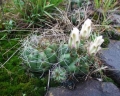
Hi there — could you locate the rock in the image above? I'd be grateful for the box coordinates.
[99,40,120,85]
[110,14,120,25]
[46,79,120,96]
[109,14,120,35]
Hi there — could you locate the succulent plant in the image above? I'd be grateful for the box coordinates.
[52,66,66,82]
[79,63,89,74]
[44,47,57,63]
[21,45,50,72]
[48,43,58,51]
[58,44,69,56]
[59,53,72,66]
[20,19,104,83]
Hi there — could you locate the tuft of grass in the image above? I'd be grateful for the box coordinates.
[13,0,63,27]
[93,0,118,24]
[1,0,63,28]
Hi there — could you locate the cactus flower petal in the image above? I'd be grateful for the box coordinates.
[88,36,104,55]
[80,19,92,39]
[94,36,104,46]
[68,27,80,49]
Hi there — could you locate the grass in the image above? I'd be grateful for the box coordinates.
[93,0,118,24]
[2,0,63,28]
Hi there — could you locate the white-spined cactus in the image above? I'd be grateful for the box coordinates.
[80,19,92,39]
[20,19,105,83]
[21,45,50,72]
[68,27,80,49]
[44,47,57,63]
[52,66,66,82]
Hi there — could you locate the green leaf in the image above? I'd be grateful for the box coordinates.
[44,11,54,19]
[44,4,54,9]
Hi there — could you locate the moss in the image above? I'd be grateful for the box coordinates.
[101,37,110,48]
[103,75,120,88]
[0,33,48,96]
[101,30,120,48]
[102,31,120,41]
[0,67,47,96]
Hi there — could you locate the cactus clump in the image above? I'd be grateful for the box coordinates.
[20,35,51,72]
[20,19,104,83]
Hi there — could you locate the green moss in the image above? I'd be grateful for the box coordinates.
[103,75,120,88]
[0,67,47,96]
[102,31,120,40]
[0,33,48,96]
[101,37,110,48]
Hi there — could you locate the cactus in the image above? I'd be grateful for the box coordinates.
[21,46,50,72]
[20,19,104,83]
[52,66,66,82]
[44,47,57,63]
[58,44,77,67]
[79,63,89,75]
[67,58,80,73]
[48,43,58,51]
[59,53,72,66]
[58,44,69,56]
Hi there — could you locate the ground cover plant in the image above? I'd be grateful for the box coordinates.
[0,0,120,95]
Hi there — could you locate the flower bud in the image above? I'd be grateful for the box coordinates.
[88,36,104,55]
[88,43,101,55]
[68,27,80,49]
[94,36,104,46]
[80,19,92,39]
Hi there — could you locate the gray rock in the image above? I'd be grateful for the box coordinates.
[46,79,120,96]
[99,40,120,85]
[110,14,120,25]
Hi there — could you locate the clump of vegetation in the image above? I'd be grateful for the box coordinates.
[20,19,104,83]
[13,0,63,27]
[1,0,63,29]
[93,0,117,24]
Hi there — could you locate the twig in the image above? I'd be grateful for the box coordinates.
[0,30,33,32]
[0,0,4,21]
[0,47,21,68]
[47,70,51,90]
[92,66,108,74]
[45,70,51,96]
[2,42,20,55]
[66,0,71,12]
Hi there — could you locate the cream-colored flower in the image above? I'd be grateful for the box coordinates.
[88,36,104,55]
[88,43,101,55]
[80,19,92,39]
[94,36,104,46]
[68,27,80,49]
